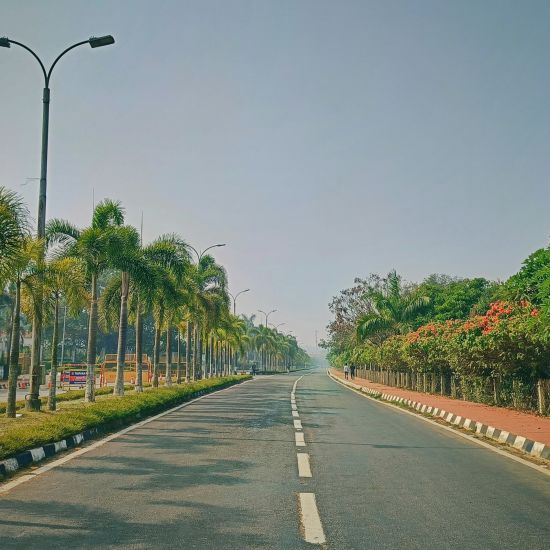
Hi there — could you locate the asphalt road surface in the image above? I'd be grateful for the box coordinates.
[1,369,549,549]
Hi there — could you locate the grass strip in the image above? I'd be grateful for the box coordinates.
[0,384,142,415]
[0,383,156,414]
[0,375,249,460]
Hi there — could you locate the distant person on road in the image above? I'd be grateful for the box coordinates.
[350,365,356,379]
[343,365,350,380]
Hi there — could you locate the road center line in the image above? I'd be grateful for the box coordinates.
[295,432,306,447]
[294,419,303,430]
[299,493,326,545]
[292,410,299,418]
[297,453,312,477]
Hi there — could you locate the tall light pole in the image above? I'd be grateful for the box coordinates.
[228,288,250,315]
[258,309,277,328]
[1,35,115,410]
[188,243,226,263]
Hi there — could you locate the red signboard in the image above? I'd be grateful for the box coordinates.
[61,369,87,385]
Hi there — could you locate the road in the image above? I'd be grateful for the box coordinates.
[1,369,549,549]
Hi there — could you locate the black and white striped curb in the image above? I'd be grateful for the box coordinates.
[328,371,550,461]
[0,427,102,478]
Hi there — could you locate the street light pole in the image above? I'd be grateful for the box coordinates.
[1,35,115,410]
[188,243,226,263]
[258,309,277,328]
[228,288,250,315]
[270,322,286,331]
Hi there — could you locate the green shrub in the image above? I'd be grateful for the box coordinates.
[0,376,249,460]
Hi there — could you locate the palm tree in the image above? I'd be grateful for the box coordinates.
[187,255,229,379]
[5,238,42,417]
[0,187,30,285]
[47,199,125,402]
[143,235,190,387]
[253,324,275,372]
[356,270,430,344]
[42,258,87,410]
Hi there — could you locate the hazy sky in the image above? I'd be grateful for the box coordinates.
[2,1,550,350]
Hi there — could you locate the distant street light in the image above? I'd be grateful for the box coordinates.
[270,322,286,331]
[258,309,277,328]
[229,288,250,316]
[188,243,226,262]
[1,34,115,411]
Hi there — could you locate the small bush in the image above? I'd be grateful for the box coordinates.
[0,376,249,460]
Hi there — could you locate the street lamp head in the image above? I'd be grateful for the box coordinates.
[215,243,226,248]
[89,35,115,48]
[0,37,11,48]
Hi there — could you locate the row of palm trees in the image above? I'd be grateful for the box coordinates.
[0,187,309,418]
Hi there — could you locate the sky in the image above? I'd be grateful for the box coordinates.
[2,1,550,351]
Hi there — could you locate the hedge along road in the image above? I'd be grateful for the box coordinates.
[1,369,550,549]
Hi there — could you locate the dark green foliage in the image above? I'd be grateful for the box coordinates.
[415,275,498,324]
[503,247,550,306]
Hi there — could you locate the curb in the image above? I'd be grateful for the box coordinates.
[0,427,102,478]
[328,371,550,461]
[0,384,235,480]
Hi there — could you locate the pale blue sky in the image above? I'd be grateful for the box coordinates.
[2,1,550,350]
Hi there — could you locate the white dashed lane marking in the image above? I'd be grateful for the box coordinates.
[294,419,303,430]
[292,410,299,418]
[299,493,326,544]
[295,432,306,447]
[297,453,312,477]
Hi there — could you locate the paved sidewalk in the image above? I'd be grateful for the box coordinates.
[330,369,550,446]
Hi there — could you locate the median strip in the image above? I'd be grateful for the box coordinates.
[0,375,250,481]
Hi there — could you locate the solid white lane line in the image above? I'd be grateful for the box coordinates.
[297,453,312,477]
[292,376,303,393]
[299,493,326,545]
[291,403,298,411]
[292,410,299,418]
[295,432,306,447]
[294,419,303,430]
[327,372,550,478]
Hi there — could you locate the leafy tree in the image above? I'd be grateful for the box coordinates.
[415,274,498,324]
[503,246,550,307]
[356,270,430,344]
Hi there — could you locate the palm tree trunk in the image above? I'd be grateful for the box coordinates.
[152,324,161,387]
[114,271,129,396]
[209,333,214,378]
[6,280,21,418]
[195,325,202,382]
[176,330,182,384]
[47,294,60,411]
[135,304,143,392]
[185,322,191,382]
[204,333,210,379]
[85,272,98,403]
[165,326,172,386]
[198,331,203,380]
[4,294,14,382]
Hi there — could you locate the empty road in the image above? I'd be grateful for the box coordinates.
[1,369,549,549]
